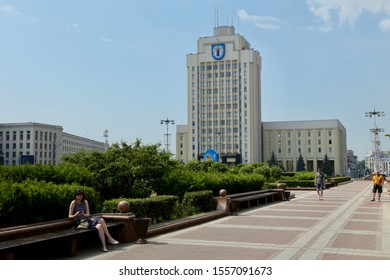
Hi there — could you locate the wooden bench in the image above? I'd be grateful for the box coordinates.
[227,189,287,214]
[0,213,137,260]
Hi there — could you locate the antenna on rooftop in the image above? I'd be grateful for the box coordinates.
[215,8,219,27]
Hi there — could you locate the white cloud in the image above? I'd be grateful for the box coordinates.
[99,37,114,43]
[62,23,81,32]
[379,18,390,30]
[307,0,390,30]
[237,9,281,30]
[0,5,20,16]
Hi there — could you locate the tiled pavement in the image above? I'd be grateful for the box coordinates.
[76,179,390,260]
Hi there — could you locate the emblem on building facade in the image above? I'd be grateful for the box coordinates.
[211,44,225,60]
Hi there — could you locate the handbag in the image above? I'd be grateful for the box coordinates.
[76,218,91,230]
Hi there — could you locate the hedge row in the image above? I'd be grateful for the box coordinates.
[182,190,215,214]
[102,196,179,223]
[0,164,93,186]
[278,176,351,188]
[156,169,266,199]
[102,190,216,224]
[0,180,99,227]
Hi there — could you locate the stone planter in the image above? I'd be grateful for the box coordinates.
[134,218,151,244]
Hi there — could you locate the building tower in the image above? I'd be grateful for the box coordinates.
[182,25,262,164]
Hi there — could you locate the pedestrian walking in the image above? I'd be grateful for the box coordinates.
[371,171,384,202]
[315,168,325,200]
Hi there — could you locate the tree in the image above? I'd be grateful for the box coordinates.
[63,139,178,199]
[296,153,306,171]
[357,160,366,178]
[322,153,333,176]
[267,151,279,167]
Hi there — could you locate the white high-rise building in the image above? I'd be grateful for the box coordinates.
[182,26,262,164]
[177,26,348,175]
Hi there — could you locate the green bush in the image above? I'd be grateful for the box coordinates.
[182,190,215,215]
[102,195,179,223]
[156,168,266,199]
[0,180,100,227]
[277,179,314,188]
[0,163,93,186]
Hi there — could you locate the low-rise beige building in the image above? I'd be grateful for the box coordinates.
[262,119,347,175]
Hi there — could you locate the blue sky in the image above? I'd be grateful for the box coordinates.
[1,0,390,160]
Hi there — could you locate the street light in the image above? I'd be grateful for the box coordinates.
[103,129,109,152]
[160,118,175,152]
[365,109,385,172]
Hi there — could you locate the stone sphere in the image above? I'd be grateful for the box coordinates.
[117,200,130,213]
[219,189,227,197]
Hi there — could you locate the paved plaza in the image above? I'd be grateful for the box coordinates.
[72,179,390,260]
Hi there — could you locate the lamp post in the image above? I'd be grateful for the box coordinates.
[103,129,109,152]
[160,118,175,152]
[365,109,385,172]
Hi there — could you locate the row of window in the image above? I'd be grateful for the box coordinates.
[2,151,52,157]
[199,72,240,79]
[0,130,57,142]
[197,61,241,71]
[0,142,53,150]
[198,86,241,94]
[200,144,239,151]
[276,139,333,146]
[276,130,333,138]
[272,147,333,155]
[200,103,240,110]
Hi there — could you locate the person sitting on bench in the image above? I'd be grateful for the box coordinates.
[68,189,119,252]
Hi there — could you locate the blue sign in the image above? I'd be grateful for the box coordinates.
[211,44,225,60]
[204,150,219,162]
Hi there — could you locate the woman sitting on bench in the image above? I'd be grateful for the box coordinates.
[68,189,119,252]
